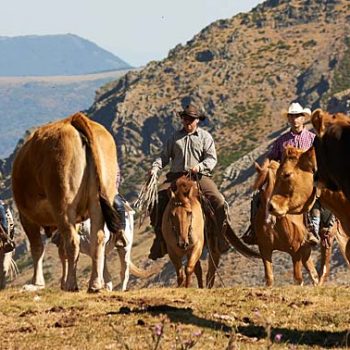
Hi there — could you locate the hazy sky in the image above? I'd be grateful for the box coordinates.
[0,0,264,67]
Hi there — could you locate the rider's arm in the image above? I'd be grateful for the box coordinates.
[151,134,173,171]
[197,132,217,174]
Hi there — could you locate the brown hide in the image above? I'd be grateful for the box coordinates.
[12,112,119,291]
[254,160,318,286]
[311,109,350,202]
[270,145,350,243]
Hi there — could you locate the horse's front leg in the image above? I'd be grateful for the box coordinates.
[260,248,274,287]
[186,247,202,288]
[300,246,319,286]
[168,251,184,287]
[318,231,334,285]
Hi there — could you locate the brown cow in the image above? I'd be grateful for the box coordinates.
[269,146,350,266]
[12,112,120,292]
[311,109,350,201]
[253,160,318,286]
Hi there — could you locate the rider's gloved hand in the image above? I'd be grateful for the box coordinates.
[190,165,200,174]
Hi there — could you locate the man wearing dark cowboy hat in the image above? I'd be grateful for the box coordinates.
[148,104,229,260]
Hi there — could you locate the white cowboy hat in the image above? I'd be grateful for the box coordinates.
[287,102,311,116]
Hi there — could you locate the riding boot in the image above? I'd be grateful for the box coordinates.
[242,192,260,245]
[306,209,321,246]
[148,190,168,260]
[148,228,167,260]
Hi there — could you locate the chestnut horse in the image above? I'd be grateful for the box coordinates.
[253,160,319,286]
[162,176,205,288]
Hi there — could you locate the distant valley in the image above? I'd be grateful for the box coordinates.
[0,69,131,158]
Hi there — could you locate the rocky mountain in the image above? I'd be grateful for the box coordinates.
[0,34,131,76]
[86,0,350,199]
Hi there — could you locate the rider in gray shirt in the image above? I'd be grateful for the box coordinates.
[148,104,229,260]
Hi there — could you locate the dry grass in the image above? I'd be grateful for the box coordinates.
[0,286,349,349]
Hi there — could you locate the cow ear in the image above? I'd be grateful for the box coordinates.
[298,147,317,173]
[311,109,326,137]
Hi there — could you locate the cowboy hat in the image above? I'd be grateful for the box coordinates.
[176,104,206,121]
[287,102,311,116]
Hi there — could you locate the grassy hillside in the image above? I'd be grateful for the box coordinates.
[0,286,349,349]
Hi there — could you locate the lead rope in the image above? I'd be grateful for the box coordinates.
[194,172,226,288]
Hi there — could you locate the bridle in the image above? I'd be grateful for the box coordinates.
[170,200,193,247]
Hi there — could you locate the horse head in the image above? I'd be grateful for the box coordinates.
[168,176,198,250]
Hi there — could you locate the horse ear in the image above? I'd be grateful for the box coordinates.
[167,188,175,199]
[254,161,262,173]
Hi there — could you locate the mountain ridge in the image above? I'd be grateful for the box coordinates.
[0,34,131,76]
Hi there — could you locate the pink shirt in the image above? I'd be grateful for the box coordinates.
[267,128,315,162]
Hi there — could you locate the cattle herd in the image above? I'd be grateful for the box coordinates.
[1,108,350,291]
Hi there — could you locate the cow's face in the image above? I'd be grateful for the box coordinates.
[269,146,316,216]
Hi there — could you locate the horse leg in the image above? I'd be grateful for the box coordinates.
[292,255,303,285]
[261,249,274,287]
[0,251,9,290]
[168,251,184,287]
[206,242,221,289]
[118,247,130,291]
[186,247,202,288]
[301,247,319,286]
[318,232,334,285]
[20,216,45,288]
[194,261,203,288]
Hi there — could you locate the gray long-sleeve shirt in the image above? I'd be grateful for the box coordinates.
[152,127,217,176]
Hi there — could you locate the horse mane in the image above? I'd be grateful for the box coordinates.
[174,177,198,209]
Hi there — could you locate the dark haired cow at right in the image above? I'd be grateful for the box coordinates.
[269,109,350,265]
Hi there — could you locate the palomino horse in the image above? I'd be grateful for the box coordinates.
[253,160,319,286]
[162,176,205,288]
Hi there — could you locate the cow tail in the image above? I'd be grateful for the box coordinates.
[70,112,121,233]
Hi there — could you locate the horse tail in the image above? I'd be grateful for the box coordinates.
[224,224,261,259]
[70,112,120,233]
[129,261,158,278]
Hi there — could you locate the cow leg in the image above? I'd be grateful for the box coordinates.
[292,255,303,285]
[194,260,203,288]
[206,244,221,289]
[59,222,80,291]
[88,211,105,292]
[118,247,130,291]
[58,244,68,290]
[21,216,45,288]
[301,247,319,286]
